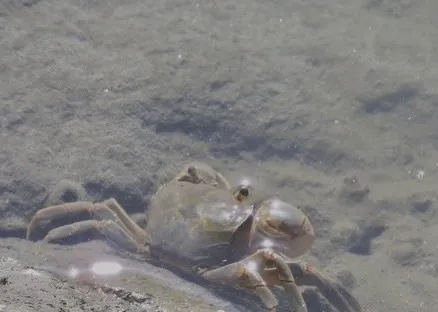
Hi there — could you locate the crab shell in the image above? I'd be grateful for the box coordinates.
[145,162,315,268]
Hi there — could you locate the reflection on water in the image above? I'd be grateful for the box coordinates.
[90,261,123,276]
[33,252,247,312]
[66,260,125,281]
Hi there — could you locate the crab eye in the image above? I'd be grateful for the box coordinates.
[239,188,249,197]
[232,185,252,203]
[187,166,197,177]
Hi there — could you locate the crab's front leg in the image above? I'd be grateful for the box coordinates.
[287,261,362,312]
[199,259,279,312]
[199,248,308,312]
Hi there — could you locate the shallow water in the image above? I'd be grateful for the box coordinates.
[1,0,438,311]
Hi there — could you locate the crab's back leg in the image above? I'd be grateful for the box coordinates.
[37,219,150,255]
[26,202,100,239]
[102,198,150,245]
[27,200,150,247]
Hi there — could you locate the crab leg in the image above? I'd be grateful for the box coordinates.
[26,199,149,246]
[27,201,117,239]
[101,198,150,245]
[200,261,279,312]
[245,249,307,312]
[287,261,362,312]
[201,248,308,312]
[36,219,150,255]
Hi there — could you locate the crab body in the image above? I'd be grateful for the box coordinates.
[146,180,253,267]
[26,162,361,312]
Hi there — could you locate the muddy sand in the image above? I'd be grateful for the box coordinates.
[1,0,438,311]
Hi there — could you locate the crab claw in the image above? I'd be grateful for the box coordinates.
[288,262,362,312]
[251,198,316,258]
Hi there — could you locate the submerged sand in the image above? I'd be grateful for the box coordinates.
[1,0,438,311]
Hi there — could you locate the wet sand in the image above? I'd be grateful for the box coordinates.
[1,0,438,311]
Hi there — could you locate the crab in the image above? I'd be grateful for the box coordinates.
[26,162,361,312]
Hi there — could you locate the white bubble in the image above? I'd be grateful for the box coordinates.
[68,267,80,278]
[240,178,251,187]
[23,268,43,276]
[244,260,258,273]
[261,239,275,249]
[90,261,123,276]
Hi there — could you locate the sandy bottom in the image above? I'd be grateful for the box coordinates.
[1,0,438,311]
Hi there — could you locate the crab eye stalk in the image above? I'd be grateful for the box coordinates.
[252,198,315,258]
[232,185,253,203]
[231,178,253,203]
[187,166,197,178]
[177,165,202,184]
